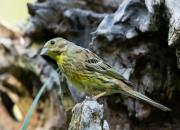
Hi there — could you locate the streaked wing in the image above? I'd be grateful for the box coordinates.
[84,49,134,87]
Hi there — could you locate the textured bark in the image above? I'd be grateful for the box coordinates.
[68,98,109,130]
[93,0,161,42]
[91,0,180,129]
[24,0,106,47]
[165,0,180,46]
[0,19,65,129]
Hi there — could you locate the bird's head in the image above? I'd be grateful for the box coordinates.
[40,37,69,60]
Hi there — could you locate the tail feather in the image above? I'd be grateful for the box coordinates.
[114,79,171,111]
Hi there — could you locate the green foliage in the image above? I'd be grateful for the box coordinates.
[20,77,51,130]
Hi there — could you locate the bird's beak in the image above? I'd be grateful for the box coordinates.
[40,48,49,56]
[40,47,58,68]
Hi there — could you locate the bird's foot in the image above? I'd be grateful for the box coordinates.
[93,92,107,100]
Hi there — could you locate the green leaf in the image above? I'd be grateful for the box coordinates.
[21,77,51,130]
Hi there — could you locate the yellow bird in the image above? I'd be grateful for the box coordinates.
[40,37,171,111]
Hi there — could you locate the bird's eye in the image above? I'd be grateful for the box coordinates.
[50,40,55,45]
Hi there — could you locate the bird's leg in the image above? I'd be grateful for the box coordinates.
[94,92,107,100]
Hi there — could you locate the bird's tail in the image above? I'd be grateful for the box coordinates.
[113,79,171,111]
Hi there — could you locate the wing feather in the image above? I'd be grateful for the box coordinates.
[84,50,134,87]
